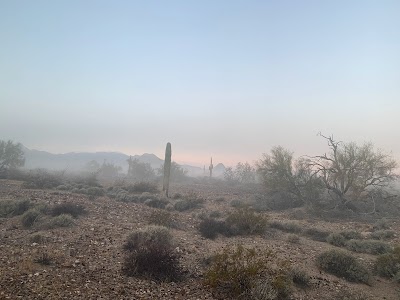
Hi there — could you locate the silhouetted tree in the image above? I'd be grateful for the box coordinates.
[0,140,25,175]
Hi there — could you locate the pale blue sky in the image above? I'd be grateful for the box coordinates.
[1,0,399,166]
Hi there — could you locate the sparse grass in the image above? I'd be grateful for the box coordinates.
[51,202,86,218]
[345,239,392,255]
[316,249,371,284]
[34,251,52,265]
[122,225,181,281]
[269,221,302,233]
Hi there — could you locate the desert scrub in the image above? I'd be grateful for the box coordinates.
[339,230,363,240]
[51,202,86,218]
[125,181,158,194]
[369,230,396,240]
[326,233,347,247]
[316,249,371,283]
[122,225,181,281]
[173,191,204,212]
[290,267,310,287]
[21,208,41,228]
[269,221,302,234]
[0,199,31,217]
[144,197,169,209]
[147,209,176,228]
[225,207,267,236]
[204,245,291,299]
[303,228,330,242]
[373,218,391,230]
[198,218,227,239]
[45,214,75,229]
[375,246,400,280]
[287,234,301,244]
[345,239,392,255]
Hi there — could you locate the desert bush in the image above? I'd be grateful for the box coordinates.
[56,185,70,191]
[327,233,347,247]
[122,225,180,281]
[340,231,363,240]
[374,246,400,279]
[138,192,159,203]
[303,228,330,242]
[316,249,371,283]
[373,218,391,230]
[51,202,86,218]
[174,193,204,212]
[225,207,267,236]
[0,199,31,217]
[287,234,300,244]
[172,193,183,199]
[109,188,139,203]
[147,210,175,228]
[198,218,227,239]
[346,239,392,255]
[34,251,52,265]
[204,245,291,299]
[125,181,158,194]
[29,234,46,244]
[86,187,105,196]
[21,208,41,228]
[209,210,222,218]
[269,221,302,233]
[230,199,246,208]
[144,197,169,209]
[22,169,64,189]
[45,214,75,229]
[290,267,310,287]
[370,230,396,240]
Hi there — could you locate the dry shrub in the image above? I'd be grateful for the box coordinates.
[204,245,291,299]
[316,249,371,284]
[345,239,392,255]
[51,202,86,218]
[122,225,181,281]
[375,245,400,279]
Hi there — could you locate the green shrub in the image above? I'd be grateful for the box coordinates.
[204,245,291,299]
[316,249,371,283]
[375,246,400,278]
[327,233,347,247]
[0,199,31,217]
[45,214,75,229]
[122,225,180,281]
[51,202,86,218]
[21,208,41,228]
[147,210,175,228]
[225,207,267,236]
[269,221,302,233]
[303,228,330,242]
[345,239,392,255]
[370,230,396,240]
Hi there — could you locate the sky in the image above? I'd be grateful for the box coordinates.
[1,0,399,167]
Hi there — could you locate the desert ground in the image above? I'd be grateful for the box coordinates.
[0,178,399,300]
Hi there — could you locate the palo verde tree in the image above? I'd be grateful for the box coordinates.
[257,146,323,206]
[0,140,25,175]
[305,134,398,209]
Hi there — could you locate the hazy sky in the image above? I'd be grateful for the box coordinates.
[1,0,399,167]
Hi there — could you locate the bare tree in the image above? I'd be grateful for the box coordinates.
[306,134,398,208]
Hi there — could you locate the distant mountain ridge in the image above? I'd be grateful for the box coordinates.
[21,146,225,177]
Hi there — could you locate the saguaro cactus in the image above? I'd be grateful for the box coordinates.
[209,157,213,178]
[163,142,172,197]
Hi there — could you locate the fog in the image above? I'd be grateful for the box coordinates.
[1,1,399,167]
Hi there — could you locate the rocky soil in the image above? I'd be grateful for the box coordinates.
[0,179,399,299]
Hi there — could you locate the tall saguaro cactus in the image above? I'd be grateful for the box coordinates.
[163,142,172,197]
[209,157,213,178]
